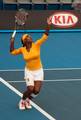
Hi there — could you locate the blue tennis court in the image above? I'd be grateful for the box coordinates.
[0,77,51,120]
[0,30,81,120]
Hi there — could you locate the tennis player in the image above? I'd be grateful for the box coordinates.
[10,18,51,110]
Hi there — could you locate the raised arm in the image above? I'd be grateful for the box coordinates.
[44,24,50,36]
[10,31,22,55]
[10,37,15,52]
[10,30,16,52]
[35,18,51,45]
[44,16,52,35]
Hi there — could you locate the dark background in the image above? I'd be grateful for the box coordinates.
[0,10,81,30]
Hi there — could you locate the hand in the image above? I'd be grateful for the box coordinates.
[10,37,15,41]
[47,15,52,25]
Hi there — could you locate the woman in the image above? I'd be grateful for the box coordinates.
[10,20,51,110]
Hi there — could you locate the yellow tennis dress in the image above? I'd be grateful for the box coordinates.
[11,34,48,70]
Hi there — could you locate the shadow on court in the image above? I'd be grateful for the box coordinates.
[0,69,81,120]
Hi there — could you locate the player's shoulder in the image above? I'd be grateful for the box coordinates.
[18,47,24,51]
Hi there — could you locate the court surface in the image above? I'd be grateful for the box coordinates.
[0,30,81,120]
[0,69,81,120]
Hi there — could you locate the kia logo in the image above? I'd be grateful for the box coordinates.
[50,12,78,28]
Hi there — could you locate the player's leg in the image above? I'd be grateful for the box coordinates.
[31,68,44,98]
[19,68,34,110]
[33,81,43,97]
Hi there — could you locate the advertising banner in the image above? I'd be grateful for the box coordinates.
[0,10,81,30]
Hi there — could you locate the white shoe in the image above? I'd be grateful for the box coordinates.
[19,99,26,110]
[25,98,32,109]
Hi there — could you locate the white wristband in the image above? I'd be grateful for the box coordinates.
[12,30,16,38]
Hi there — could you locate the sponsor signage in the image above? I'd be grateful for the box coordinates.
[49,12,78,28]
[0,10,80,30]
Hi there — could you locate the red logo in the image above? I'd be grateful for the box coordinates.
[49,12,78,28]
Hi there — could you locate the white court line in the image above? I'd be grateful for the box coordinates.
[0,69,24,72]
[0,67,81,71]
[0,77,56,120]
[6,78,81,83]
